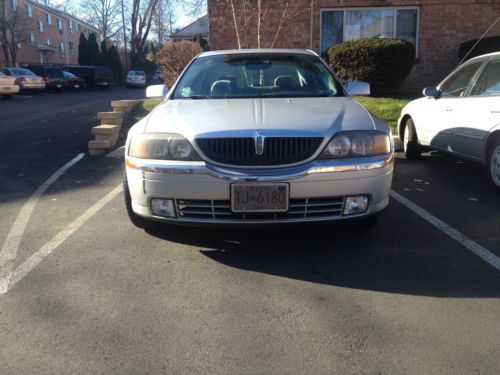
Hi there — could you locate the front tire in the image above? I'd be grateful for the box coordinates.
[403,117,422,159]
[123,177,156,229]
[488,138,500,192]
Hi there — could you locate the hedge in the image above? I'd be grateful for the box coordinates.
[458,36,500,61]
[327,38,416,94]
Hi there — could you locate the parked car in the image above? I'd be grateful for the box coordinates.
[63,65,113,90]
[124,49,394,228]
[126,70,147,88]
[63,71,86,90]
[152,68,163,84]
[1,67,45,93]
[398,52,500,191]
[27,66,65,91]
[0,72,20,99]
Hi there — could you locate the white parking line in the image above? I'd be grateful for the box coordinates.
[0,184,123,295]
[0,153,85,293]
[390,190,500,272]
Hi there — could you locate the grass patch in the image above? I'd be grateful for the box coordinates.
[354,96,413,133]
[119,98,163,141]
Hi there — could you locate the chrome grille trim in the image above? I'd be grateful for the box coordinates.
[175,196,344,221]
[196,137,323,166]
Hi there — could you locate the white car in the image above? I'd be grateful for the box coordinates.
[398,52,500,190]
[126,70,147,88]
[124,49,394,227]
[0,72,20,99]
[1,68,45,93]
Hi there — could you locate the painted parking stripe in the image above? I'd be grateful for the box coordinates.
[0,153,85,293]
[0,184,123,295]
[390,190,500,272]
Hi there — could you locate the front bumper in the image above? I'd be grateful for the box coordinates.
[125,154,394,224]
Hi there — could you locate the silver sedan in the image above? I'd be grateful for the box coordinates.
[124,49,394,227]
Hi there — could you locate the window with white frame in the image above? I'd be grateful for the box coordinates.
[59,43,64,53]
[38,20,44,33]
[14,31,21,42]
[46,14,52,25]
[320,7,419,55]
[29,32,36,45]
[25,3,32,17]
[9,0,16,11]
[47,39,53,46]
[68,19,73,29]
[57,18,62,29]
[76,23,80,32]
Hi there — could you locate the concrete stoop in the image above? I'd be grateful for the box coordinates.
[88,100,144,156]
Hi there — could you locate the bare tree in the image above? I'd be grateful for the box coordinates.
[128,0,160,65]
[226,0,316,49]
[0,0,36,66]
[79,0,122,42]
[152,0,177,46]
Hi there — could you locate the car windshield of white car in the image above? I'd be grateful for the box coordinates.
[172,53,344,99]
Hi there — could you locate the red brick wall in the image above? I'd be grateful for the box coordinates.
[208,0,500,91]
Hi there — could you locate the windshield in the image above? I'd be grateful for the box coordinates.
[172,53,344,99]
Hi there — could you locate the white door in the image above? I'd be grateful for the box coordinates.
[453,59,500,159]
[420,61,484,151]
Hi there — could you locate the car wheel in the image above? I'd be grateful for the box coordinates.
[488,138,500,192]
[403,117,421,159]
[123,177,157,229]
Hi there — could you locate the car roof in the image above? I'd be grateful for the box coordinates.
[198,48,319,58]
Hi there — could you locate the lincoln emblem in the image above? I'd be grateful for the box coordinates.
[255,133,264,155]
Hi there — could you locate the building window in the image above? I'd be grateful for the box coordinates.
[320,7,419,55]
[38,20,44,33]
[46,14,52,25]
[69,42,74,50]
[9,0,16,11]
[14,31,21,42]
[25,4,32,17]
[68,19,73,29]
[29,32,36,45]
[59,43,65,53]
[57,18,62,29]
[47,39,53,46]
[76,23,80,32]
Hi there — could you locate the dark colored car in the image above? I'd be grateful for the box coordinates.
[26,66,65,91]
[63,65,113,90]
[63,71,86,90]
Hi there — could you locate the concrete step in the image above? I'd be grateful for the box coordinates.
[88,140,111,149]
[95,132,119,146]
[111,102,131,113]
[112,99,144,107]
[97,112,125,124]
[92,124,120,135]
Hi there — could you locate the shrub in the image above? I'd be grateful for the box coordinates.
[155,41,203,87]
[328,38,416,94]
[458,36,500,61]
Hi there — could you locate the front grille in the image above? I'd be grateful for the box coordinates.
[196,137,323,166]
[175,197,344,221]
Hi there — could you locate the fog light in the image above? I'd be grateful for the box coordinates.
[343,196,369,215]
[151,199,176,218]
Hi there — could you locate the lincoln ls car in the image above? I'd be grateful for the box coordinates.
[124,49,394,227]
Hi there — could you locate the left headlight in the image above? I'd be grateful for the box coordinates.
[320,131,391,158]
[128,133,202,161]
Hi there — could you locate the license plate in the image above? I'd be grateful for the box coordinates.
[231,184,289,212]
[74,85,79,88]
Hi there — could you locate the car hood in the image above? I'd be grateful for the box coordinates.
[144,97,377,140]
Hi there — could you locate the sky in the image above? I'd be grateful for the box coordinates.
[48,0,198,29]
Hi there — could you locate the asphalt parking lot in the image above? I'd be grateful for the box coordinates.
[0,89,499,374]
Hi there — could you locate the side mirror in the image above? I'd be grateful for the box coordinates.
[346,81,370,96]
[146,84,168,98]
[423,86,439,98]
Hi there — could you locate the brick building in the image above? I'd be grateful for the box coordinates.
[1,0,100,67]
[207,0,500,90]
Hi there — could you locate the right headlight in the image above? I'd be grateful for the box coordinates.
[320,131,391,158]
[128,133,202,161]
